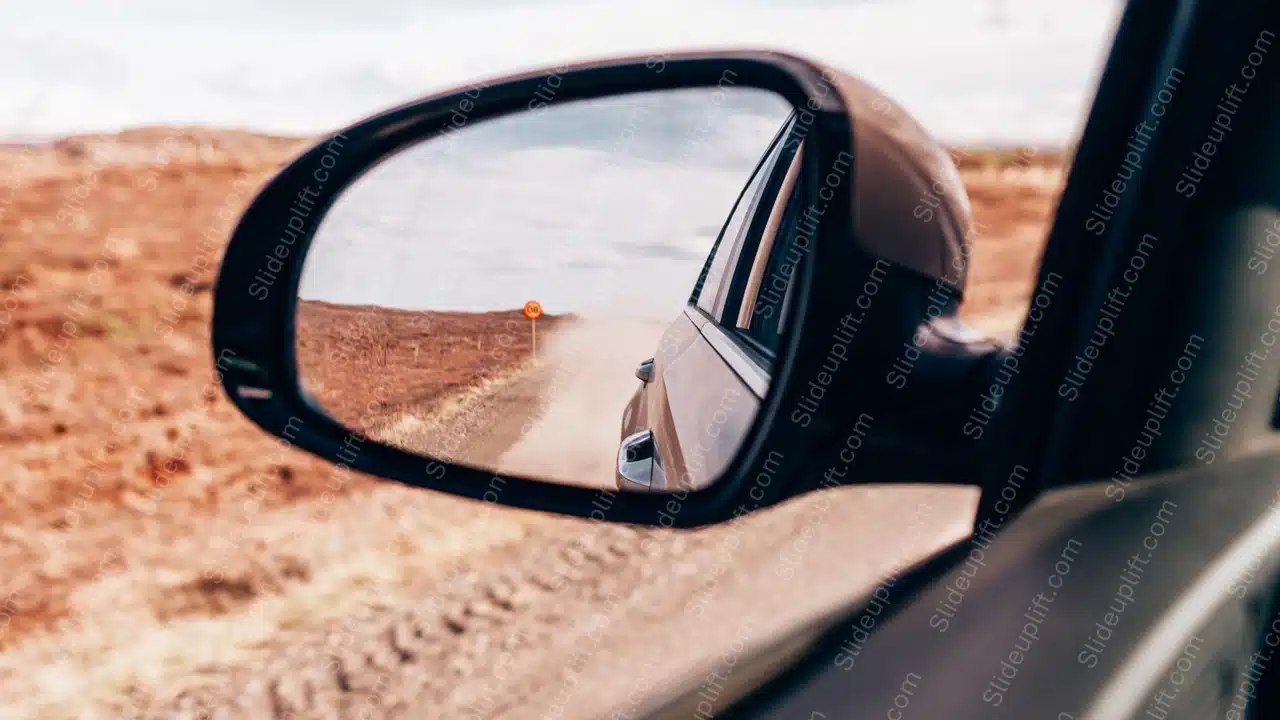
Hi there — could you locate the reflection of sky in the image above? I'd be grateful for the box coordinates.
[2,0,1121,144]
[298,88,792,317]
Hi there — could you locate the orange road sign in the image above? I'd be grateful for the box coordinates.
[523,300,543,320]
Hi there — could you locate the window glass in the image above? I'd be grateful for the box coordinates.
[744,173,806,352]
[693,122,791,316]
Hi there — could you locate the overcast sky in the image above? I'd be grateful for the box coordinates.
[1,0,1122,143]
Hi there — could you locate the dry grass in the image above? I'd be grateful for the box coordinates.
[296,300,571,432]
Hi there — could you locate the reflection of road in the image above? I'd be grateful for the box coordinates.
[375,315,668,489]
[374,357,559,466]
[491,316,669,489]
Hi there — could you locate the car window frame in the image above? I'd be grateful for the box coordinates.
[690,117,806,377]
[713,118,804,326]
[690,114,797,317]
[735,141,807,357]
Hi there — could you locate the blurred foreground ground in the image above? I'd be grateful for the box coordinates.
[0,129,1063,719]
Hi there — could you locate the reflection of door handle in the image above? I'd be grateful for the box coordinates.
[635,358,655,383]
[617,429,666,492]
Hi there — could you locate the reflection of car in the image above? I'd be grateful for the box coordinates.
[617,113,806,492]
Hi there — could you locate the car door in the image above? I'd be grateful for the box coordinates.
[631,114,806,493]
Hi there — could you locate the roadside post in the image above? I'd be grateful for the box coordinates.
[523,300,542,359]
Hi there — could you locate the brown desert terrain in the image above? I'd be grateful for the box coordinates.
[295,301,571,433]
[296,300,584,481]
[0,127,1063,719]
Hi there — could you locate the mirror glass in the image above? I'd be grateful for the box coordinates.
[297,85,808,493]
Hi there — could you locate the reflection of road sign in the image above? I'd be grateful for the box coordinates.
[523,300,542,359]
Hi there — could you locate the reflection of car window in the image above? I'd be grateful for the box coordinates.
[713,118,802,323]
[692,118,792,317]
[745,173,806,352]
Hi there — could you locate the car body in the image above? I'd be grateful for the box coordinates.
[616,113,805,493]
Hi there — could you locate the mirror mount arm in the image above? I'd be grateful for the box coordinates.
[791,343,1011,491]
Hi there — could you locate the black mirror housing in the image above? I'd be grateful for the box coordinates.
[210,48,903,528]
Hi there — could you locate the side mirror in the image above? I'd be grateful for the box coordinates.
[635,358,655,383]
[212,49,977,528]
[617,429,666,492]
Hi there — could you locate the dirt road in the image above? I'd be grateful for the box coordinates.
[492,316,669,489]
[370,314,671,489]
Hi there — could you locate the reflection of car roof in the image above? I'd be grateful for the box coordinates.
[822,68,974,296]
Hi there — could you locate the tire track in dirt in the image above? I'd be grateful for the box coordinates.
[150,488,976,720]
[373,349,563,472]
